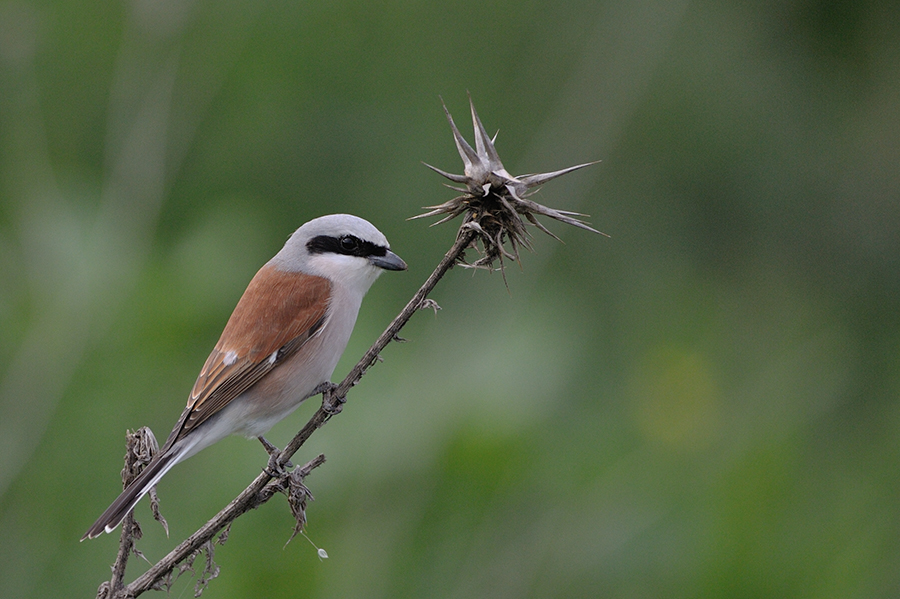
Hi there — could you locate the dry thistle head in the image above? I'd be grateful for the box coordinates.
[413,95,606,269]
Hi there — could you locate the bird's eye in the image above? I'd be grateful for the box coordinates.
[340,236,359,252]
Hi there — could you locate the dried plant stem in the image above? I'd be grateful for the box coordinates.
[108,513,137,594]
[105,490,139,596]
[112,228,476,598]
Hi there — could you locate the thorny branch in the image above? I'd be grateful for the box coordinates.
[95,96,601,597]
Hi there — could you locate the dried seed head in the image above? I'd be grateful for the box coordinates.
[121,427,158,487]
[413,94,606,270]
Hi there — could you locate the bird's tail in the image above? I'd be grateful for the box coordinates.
[81,444,186,540]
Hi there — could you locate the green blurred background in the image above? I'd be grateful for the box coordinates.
[1,0,899,597]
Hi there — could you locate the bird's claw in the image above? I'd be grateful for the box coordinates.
[321,383,345,416]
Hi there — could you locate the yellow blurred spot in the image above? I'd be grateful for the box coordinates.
[631,346,720,449]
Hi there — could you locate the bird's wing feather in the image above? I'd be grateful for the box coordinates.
[164,266,331,447]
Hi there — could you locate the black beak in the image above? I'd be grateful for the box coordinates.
[369,249,407,271]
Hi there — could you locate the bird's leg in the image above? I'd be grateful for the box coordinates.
[259,436,293,477]
[310,381,338,398]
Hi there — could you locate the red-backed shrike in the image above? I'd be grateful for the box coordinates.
[83,214,406,540]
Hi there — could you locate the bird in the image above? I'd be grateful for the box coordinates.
[83,214,406,540]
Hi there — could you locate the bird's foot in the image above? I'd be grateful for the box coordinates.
[319,382,345,416]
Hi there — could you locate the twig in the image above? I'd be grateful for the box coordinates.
[97,428,158,598]
[107,513,137,596]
